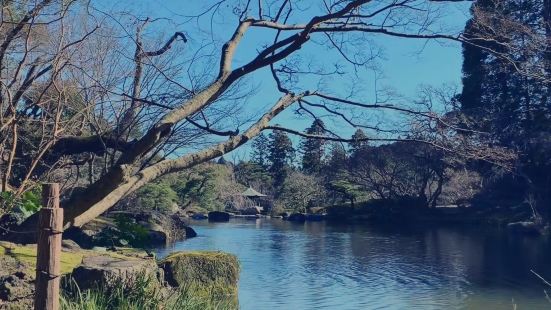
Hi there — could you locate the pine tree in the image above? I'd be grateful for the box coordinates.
[348,129,370,167]
[459,0,550,143]
[327,142,347,174]
[349,129,368,153]
[251,133,270,168]
[268,130,295,189]
[459,15,487,114]
[300,119,326,174]
[458,0,551,217]
[327,142,346,168]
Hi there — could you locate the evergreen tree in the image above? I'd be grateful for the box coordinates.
[459,0,550,143]
[234,161,272,193]
[459,10,487,114]
[251,133,270,168]
[349,129,369,156]
[459,0,551,217]
[300,119,326,174]
[268,130,295,189]
[326,142,347,175]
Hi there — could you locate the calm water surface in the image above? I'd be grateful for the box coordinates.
[155,219,551,309]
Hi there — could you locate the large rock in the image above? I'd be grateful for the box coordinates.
[0,254,34,309]
[135,212,197,244]
[70,255,160,291]
[0,272,33,307]
[185,226,197,238]
[62,239,82,252]
[208,211,230,222]
[287,213,306,222]
[159,251,239,294]
[66,212,197,248]
[191,213,208,220]
[63,220,109,249]
[171,213,197,239]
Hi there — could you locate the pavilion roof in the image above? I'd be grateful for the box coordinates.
[241,186,267,197]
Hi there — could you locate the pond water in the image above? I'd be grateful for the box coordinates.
[155,219,551,309]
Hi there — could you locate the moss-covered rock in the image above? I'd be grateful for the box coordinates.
[159,251,239,295]
[69,255,160,291]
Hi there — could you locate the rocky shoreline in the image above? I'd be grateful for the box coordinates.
[0,241,239,309]
[192,207,550,236]
[62,210,197,249]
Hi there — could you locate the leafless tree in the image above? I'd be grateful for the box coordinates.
[0,0,514,241]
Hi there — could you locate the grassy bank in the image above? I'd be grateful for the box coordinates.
[61,251,240,310]
[61,274,236,310]
[0,241,144,275]
[0,242,240,310]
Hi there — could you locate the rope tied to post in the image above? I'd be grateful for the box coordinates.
[40,227,63,234]
[37,270,61,280]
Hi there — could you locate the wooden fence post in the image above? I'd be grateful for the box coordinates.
[34,183,63,310]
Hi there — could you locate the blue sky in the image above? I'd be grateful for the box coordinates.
[98,1,472,160]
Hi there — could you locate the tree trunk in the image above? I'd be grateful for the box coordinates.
[7,93,300,243]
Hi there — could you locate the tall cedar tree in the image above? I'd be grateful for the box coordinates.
[300,119,326,175]
[460,0,550,142]
[327,142,347,176]
[460,0,551,216]
[349,129,369,164]
[268,130,295,189]
[251,133,270,168]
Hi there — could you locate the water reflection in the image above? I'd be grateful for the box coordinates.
[156,219,551,310]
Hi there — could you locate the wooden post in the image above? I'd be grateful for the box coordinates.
[35,183,63,310]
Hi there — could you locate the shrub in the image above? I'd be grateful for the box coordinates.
[0,186,41,218]
[136,183,178,212]
[93,215,151,248]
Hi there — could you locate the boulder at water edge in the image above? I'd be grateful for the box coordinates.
[208,211,231,222]
[61,239,82,252]
[287,213,306,222]
[69,255,160,291]
[185,226,198,238]
[159,251,239,294]
[191,213,208,220]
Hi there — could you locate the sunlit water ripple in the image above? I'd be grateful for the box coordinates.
[155,219,551,310]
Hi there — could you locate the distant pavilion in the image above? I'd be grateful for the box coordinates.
[242,187,267,199]
[240,187,271,214]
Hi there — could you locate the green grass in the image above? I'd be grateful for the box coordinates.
[60,272,237,310]
[0,241,145,275]
[0,242,84,274]
[0,243,240,309]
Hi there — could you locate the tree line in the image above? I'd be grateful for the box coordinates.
[0,0,549,242]
[233,122,471,214]
[234,0,551,219]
